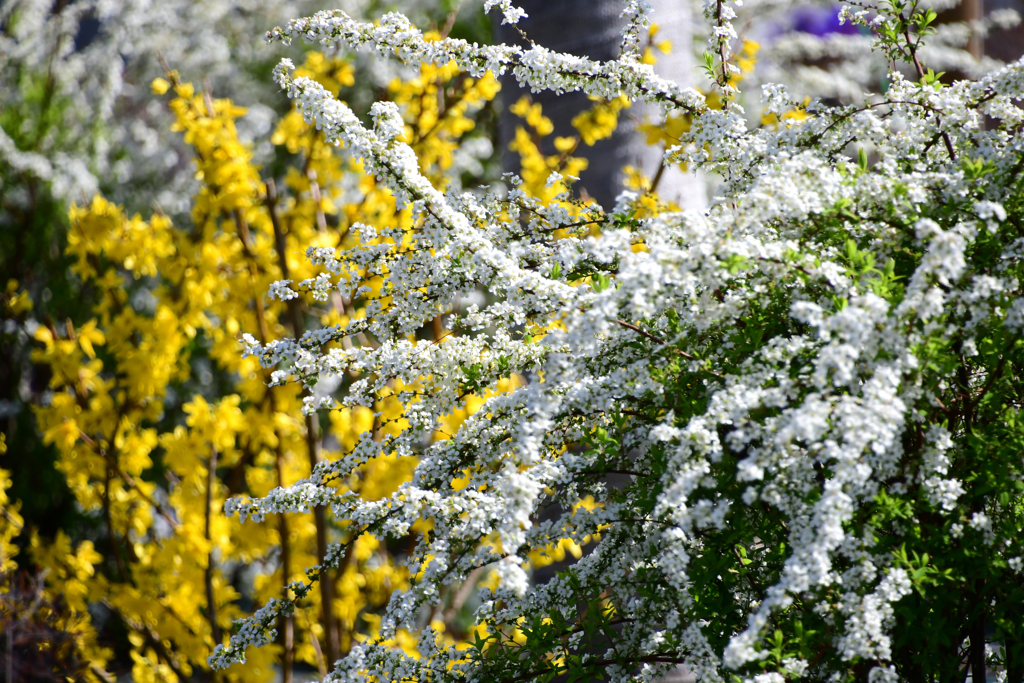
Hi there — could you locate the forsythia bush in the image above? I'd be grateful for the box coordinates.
[8,46,508,681]
[205,2,1024,683]
[3,6,668,677]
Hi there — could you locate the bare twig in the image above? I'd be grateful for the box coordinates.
[615,319,722,377]
[204,448,223,645]
[254,190,340,665]
[901,25,956,160]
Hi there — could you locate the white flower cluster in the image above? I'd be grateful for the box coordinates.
[483,0,528,25]
[266,8,706,113]
[619,0,654,57]
[208,597,288,669]
[0,0,461,222]
[215,2,1024,683]
[748,0,1020,106]
[836,568,912,661]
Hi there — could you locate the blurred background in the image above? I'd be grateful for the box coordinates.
[2,0,1022,680]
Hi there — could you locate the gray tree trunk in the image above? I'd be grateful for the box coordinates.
[494,5,701,681]
[495,0,705,212]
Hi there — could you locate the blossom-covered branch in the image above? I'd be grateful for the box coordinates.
[216,3,1024,683]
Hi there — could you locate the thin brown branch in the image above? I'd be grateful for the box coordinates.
[102,467,129,583]
[615,319,724,377]
[106,603,191,682]
[234,187,299,679]
[309,616,329,679]
[273,408,295,683]
[204,448,223,645]
[615,318,667,345]
[443,566,486,628]
[308,170,329,234]
[89,663,116,682]
[716,0,730,110]
[649,157,668,195]
[77,427,180,529]
[255,188,339,665]
[902,25,956,160]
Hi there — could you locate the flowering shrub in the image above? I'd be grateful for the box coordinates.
[10,43,503,681]
[214,2,1024,683]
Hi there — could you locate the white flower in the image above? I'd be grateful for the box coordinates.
[783,658,809,677]
[268,280,298,301]
[484,0,528,25]
[869,666,900,683]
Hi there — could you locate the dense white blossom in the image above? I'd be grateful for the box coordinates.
[483,0,528,25]
[211,1,1024,682]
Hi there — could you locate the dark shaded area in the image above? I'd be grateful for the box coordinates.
[987,0,1024,63]
[494,0,645,210]
[0,571,94,682]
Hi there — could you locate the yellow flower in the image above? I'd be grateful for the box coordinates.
[151,77,170,95]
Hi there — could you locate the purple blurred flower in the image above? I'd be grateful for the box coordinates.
[791,5,861,36]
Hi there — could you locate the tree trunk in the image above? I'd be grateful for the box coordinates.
[495,0,705,212]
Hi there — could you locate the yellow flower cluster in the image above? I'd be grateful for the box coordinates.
[19,51,505,682]
[570,94,631,147]
[3,432,113,677]
[1,435,22,576]
[2,280,32,318]
[642,23,674,65]
[389,49,500,176]
[508,95,589,205]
